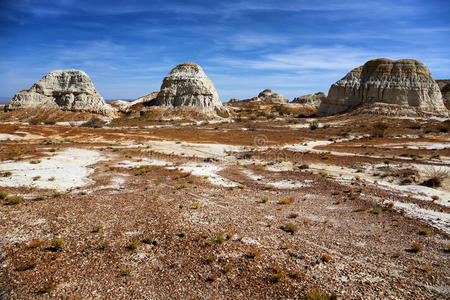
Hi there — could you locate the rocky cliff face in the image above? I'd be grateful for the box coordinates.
[436,80,450,109]
[318,58,446,115]
[154,63,223,108]
[6,70,114,116]
[292,92,325,107]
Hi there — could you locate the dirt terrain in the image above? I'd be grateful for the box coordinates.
[0,109,449,299]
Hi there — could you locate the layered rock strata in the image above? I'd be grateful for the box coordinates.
[318,58,446,115]
[154,62,223,109]
[6,69,113,116]
[292,92,326,108]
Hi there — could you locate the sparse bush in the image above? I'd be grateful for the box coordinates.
[223,263,233,273]
[420,265,432,272]
[278,197,293,205]
[206,254,217,264]
[270,270,286,283]
[214,233,225,245]
[30,160,41,164]
[372,121,388,137]
[175,184,187,190]
[5,196,21,205]
[421,168,448,188]
[80,117,106,128]
[368,207,381,215]
[260,196,269,203]
[320,254,332,263]
[38,283,55,294]
[126,240,140,250]
[99,241,109,250]
[0,191,8,200]
[280,223,298,234]
[306,288,337,300]
[418,229,429,236]
[309,121,319,130]
[52,192,62,198]
[2,171,12,177]
[50,239,63,250]
[142,236,154,245]
[28,239,43,248]
[409,243,423,253]
[192,201,200,209]
[120,267,131,276]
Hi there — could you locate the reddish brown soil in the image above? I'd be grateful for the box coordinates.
[0,112,449,299]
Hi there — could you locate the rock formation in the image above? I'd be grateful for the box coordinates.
[318,58,447,115]
[257,89,289,104]
[153,62,223,109]
[436,80,450,109]
[5,69,113,116]
[292,92,326,108]
[111,92,159,113]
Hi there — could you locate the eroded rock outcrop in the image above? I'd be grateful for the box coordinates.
[257,89,289,104]
[292,92,325,107]
[151,62,228,117]
[154,63,221,107]
[110,92,159,113]
[318,58,446,115]
[6,70,114,116]
[436,80,450,109]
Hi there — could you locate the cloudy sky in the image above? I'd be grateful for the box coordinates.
[0,0,449,102]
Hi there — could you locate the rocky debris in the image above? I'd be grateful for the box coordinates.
[436,79,450,109]
[318,58,447,115]
[292,92,326,108]
[257,89,289,104]
[5,70,114,116]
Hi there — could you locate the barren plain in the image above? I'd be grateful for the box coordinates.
[0,110,449,299]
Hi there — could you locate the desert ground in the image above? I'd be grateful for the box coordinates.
[0,110,449,299]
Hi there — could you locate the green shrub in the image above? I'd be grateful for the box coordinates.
[126,240,140,250]
[306,288,337,300]
[280,223,298,234]
[120,267,131,276]
[5,196,21,205]
[0,191,8,200]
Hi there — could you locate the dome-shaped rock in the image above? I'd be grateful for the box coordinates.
[292,92,326,107]
[6,69,113,116]
[154,62,223,109]
[318,58,446,115]
[257,89,289,104]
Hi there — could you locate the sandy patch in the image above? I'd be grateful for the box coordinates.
[0,148,104,191]
[393,201,450,234]
[176,162,238,187]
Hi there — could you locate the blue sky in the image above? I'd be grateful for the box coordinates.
[0,0,449,102]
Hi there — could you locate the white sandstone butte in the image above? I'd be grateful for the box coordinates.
[318,58,447,115]
[5,69,114,116]
[153,62,228,116]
